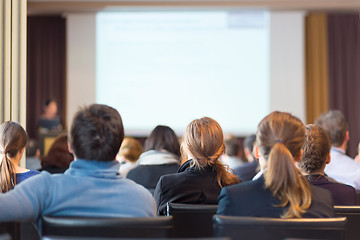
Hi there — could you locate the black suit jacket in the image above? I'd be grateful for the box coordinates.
[154,160,222,215]
[233,160,259,182]
[217,175,335,218]
[127,164,180,192]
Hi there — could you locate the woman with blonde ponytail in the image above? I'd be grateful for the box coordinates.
[217,111,334,218]
[154,117,240,215]
[0,121,39,193]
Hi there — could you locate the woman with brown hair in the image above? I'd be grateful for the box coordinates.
[40,135,74,174]
[217,111,334,218]
[299,124,356,205]
[40,134,74,174]
[154,117,240,215]
[0,121,39,193]
[117,137,142,177]
[127,125,180,192]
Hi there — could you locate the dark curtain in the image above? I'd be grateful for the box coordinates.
[27,16,66,139]
[328,13,360,157]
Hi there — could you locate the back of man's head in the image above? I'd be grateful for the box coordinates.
[244,134,256,161]
[315,110,348,147]
[70,104,124,161]
[224,137,240,156]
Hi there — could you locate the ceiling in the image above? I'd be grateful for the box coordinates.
[28,0,360,15]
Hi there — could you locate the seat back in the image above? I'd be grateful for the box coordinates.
[167,203,218,238]
[213,215,346,240]
[0,222,20,240]
[355,191,360,205]
[335,205,360,240]
[42,216,172,238]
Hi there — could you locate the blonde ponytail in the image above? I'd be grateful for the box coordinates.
[264,142,311,218]
[256,111,310,218]
[0,152,16,193]
[183,117,240,187]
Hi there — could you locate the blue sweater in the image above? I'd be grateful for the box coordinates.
[16,170,40,184]
[0,159,156,221]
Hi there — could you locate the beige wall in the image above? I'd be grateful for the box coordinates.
[66,13,96,129]
[270,11,306,122]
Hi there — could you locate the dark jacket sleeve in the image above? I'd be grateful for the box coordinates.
[217,187,234,216]
[154,176,166,215]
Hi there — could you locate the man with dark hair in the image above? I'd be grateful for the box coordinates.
[0,104,156,221]
[233,134,259,181]
[315,110,360,190]
[221,136,245,171]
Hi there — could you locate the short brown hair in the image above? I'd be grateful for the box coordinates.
[224,137,240,156]
[299,124,331,173]
[119,137,142,162]
[315,110,348,147]
[70,104,124,161]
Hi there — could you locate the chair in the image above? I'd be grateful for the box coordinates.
[166,203,218,238]
[355,191,360,205]
[42,216,172,238]
[213,215,347,240]
[21,222,41,240]
[42,237,231,240]
[0,222,20,240]
[334,205,360,240]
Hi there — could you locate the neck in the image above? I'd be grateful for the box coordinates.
[307,171,324,176]
[337,139,348,151]
[10,155,28,173]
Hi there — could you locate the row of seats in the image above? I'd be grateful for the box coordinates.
[1,204,360,240]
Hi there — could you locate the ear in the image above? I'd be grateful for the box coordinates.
[67,142,73,154]
[294,149,303,162]
[19,147,25,157]
[254,146,260,159]
[325,152,331,164]
[345,131,350,141]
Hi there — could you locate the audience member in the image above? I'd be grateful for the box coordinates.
[315,110,360,189]
[127,125,180,192]
[117,137,142,177]
[233,134,259,181]
[221,136,245,171]
[39,134,74,174]
[299,124,356,205]
[0,121,39,193]
[154,117,240,215]
[0,104,156,221]
[217,111,334,218]
[25,139,41,171]
[38,99,62,131]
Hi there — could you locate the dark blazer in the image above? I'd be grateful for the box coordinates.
[233,160,259,181]
[127,164,179,192]
[306,174,357,206]
[217,175,335,218]
[154,160,222,215]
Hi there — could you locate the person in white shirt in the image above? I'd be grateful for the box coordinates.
[315,110,360,190]
[221,136,245,171]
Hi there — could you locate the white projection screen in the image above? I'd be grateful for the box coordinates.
[96,10,270,136]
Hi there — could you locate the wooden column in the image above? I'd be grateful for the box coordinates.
[0,0,27,166]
